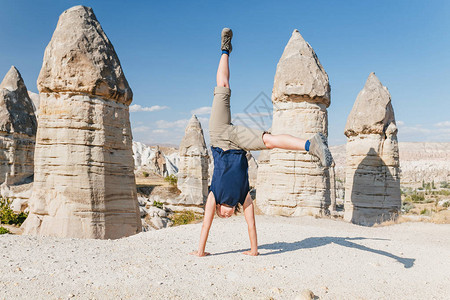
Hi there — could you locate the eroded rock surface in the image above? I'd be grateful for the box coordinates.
[0,66,37,186]
[172,115,208,211]
[256,29,333,216]
[132,141,178,177]
[37,6,132,104]
[0,66,37,210]
[343,73,400,225]
[22,5,140,239]
[27,91,40,119]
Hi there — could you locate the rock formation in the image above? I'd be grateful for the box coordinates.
[171,115,208,211]
[397,142,450,187]
[256,29,333,216]
[246,152,258,189]
[132,141,177,177]
[0,66,37,212]
[153,145,167,176]
[343,72,400,225]
[0,66,37,185]
[27,91,40,119]
[22,5,140,239]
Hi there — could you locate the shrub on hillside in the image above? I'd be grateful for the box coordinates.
[164,174,177,186]
[170,211,201,226]
[0,197,28,225]
[0,226,11,234]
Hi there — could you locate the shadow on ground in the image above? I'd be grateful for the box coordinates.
[213,236,415,268]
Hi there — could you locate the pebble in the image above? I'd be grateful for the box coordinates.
[295,289,315,300]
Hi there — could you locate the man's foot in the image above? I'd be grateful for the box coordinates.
[308,133,334,167]
[221,28,233,53]
[189,250,211,257]
[242,250,259,256]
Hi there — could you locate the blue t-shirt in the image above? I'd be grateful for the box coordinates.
[209,146,249,207]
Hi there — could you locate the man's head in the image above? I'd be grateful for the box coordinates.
[216,204,235,218]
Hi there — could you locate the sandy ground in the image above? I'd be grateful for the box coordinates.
[1,216,450,300]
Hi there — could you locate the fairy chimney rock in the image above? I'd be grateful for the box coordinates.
[256,29,333,216]
[175,115,209,209]
[22,6,140,239]
[343,73,400,225]
[0,66,37,185]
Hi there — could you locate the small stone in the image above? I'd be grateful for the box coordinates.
[150,216,165,230]
[139,207,147,218]
[270,287,281,294]
[137,197,147,207]
[147,206,166,218]
[296,289,315,300]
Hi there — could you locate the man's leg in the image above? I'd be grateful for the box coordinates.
[262,133,307,150]
[242,192,258,256]
[263,132,334,167]
[216,52,230,88]
[209,28,237,150]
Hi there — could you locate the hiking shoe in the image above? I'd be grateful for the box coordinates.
[221,28,233,53]
[308,133,334,168]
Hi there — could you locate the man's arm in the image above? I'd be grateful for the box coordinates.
[242,192,259,256]
[190,192,216,257]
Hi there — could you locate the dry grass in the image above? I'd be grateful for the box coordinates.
[372,216,413,227]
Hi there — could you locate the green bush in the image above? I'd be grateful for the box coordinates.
[164,174,177,186]
[444,201,450,208]
[440,181,449,189]
[420,208,430,215]
[170,211,200,226]
[406,192,425,203]
[153,200,164,209]
[436,190,450,196]
[142,171,149,177]
[401,202,414,213]
[0,226,11,234]
[0,197,28,225]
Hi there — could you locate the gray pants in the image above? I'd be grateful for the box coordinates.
[209,86,269,151]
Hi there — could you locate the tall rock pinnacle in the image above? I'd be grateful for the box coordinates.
[22,6,140,239]
[0,66,37,185]
[0,66,37,136]
[174,115,209,210]
[256,29,334,216]
[343,73,400,225]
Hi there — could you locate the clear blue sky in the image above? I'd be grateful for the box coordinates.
[1,0,449,146]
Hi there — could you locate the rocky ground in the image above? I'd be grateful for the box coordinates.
[1,216,449,299]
